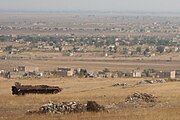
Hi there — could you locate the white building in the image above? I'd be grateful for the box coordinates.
[132,70,142,78]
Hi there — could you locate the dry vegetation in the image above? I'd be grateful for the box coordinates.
[0,77,180,120]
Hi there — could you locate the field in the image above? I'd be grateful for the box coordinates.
[0,51,180,72]
[0,51,180,120]
[0,77,180,120]
[0,12,180,120]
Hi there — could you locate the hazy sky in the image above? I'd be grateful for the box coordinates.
[0,0,180,12]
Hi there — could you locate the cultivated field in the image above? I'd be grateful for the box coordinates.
[0,77,180,120]
[0,51,180,72]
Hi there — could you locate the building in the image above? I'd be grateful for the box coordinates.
[176,70,180,78]
[171,70,180,79]
[25,66,39,72]
[54,47,60,51]
[56,68,74,77]
[156,71,170,78]
[17,66,39,72]
[170,71,176,79]
[107,45,116,53]
[132,70,142,78]
[74,68,88,77]
[10,72,25,79]
[0,50,3,53]
[43,45,54,50]
[18,66,26,72]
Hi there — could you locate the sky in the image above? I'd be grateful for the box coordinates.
[0,0,180,12]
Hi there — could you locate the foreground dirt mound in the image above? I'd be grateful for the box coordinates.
[86,101,105,112]
[123,92,159,107]
[39,102,86,114]
[106,92,159,109]
[125,92,157,103]
[28,101,104,114]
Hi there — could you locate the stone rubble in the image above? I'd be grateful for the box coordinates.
[105,92,159,109]
[29,101,105,114]
[39,101,86,114]
[112,83,132,88]
[136,79,166,85]
[112,83,127,87]
[27,93,160,115]
[125,92,157,103]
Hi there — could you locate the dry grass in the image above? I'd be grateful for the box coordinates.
[0,77,180,120]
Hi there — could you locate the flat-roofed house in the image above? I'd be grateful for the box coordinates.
[170,70,176,79]
[56,67,74,77]
[172,70,180,79]
[18,66,39,72]
[25,66,39,72]
[156,71,170,78]
[132,70,142,78]
[176,70,180,79]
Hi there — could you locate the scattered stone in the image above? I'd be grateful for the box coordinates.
[125,92,157,103]
[27,93,160,115]
[137,79,166,85]
[112,83,132,88]
[105,92,159,109]
[105,103,119,109]
[112,83,127,87]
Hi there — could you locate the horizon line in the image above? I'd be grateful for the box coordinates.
[0,9,180,14]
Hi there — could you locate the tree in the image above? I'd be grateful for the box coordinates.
[156,46,165,53]
[0,35,12,42]
[136,47,142,53]
[143,69,155,77]
[4,45,12,52]
[123,47,128,54]
[143,48,150,56]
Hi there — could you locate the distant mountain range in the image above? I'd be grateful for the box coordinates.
[0,9,180,16]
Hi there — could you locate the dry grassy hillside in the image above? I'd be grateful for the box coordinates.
[0,77,180,120]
